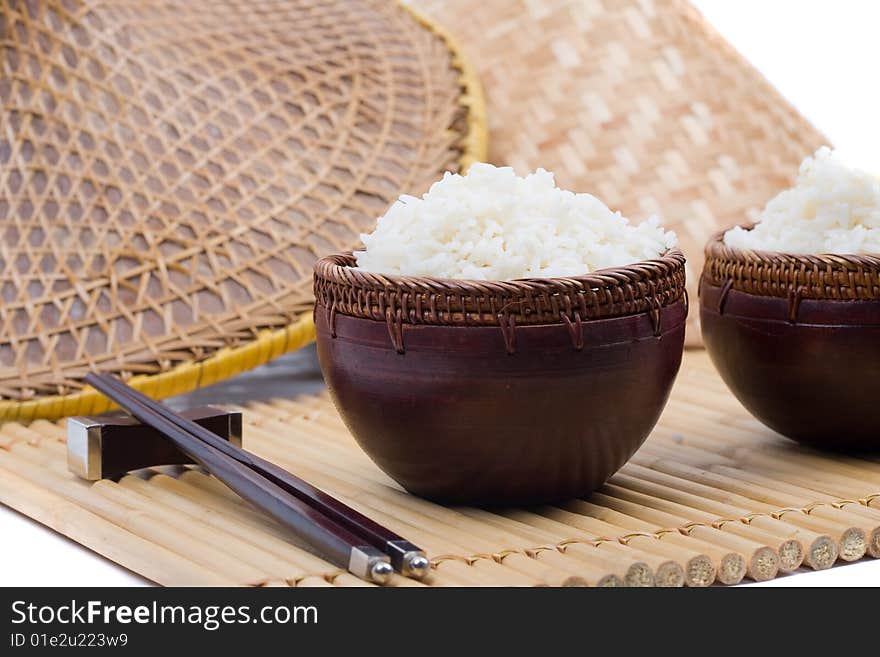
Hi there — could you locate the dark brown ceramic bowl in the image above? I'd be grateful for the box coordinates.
[313,251,687,505]
[701,228,880,450]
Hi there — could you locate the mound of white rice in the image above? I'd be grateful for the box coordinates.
[724,147,880,254]
[353,163,676,280]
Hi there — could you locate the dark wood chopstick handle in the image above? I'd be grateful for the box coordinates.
[84,374,391,582]
[96,374,421,568]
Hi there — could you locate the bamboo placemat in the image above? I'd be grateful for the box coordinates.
[1,351,878,586]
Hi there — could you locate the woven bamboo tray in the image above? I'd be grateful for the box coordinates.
[0,0,485,421]
[413,0,827,344]
[1,350,878,586]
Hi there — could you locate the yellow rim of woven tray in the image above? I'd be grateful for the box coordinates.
[0,2,488,422]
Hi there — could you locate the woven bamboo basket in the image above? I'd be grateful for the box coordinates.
[413,0,828,344]
[0,0,486,421]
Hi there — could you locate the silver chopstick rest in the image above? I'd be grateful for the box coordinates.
[66,417,102,480]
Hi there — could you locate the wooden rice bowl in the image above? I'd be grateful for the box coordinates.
[313,251,687,505]
[701,229,880,450]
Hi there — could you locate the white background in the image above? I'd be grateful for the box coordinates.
[1,0,879,587]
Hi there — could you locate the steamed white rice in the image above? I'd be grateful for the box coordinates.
[724,147,880,254]
[353,163,677,280]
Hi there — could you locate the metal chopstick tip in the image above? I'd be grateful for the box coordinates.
[350,546,393,584]
[369,560,394,584]
[402,552,430,579]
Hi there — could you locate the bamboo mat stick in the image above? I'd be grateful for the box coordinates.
[609,472,804,571]
[715,458,880,521]
[163,475,481,588]
[592,489,779,582]
[499,509,685,587]
[251,418,696,580]
[133,474,414,588]
[255,459,608,587]
[728,446,879,494]
[0,446,269,585]
[641,439,874,549]
[31,419,67,441]
[245,421,622,586]
[651,418,761,450]
[458,508,656,587]
[664,396,747,424]
[650,430,880,500]
[615,464,836,569]
[565,498,748,585]
[1,423,53,447]
[167,480,502,586]
[177,469,502,586]
[0,458,234,586]
[635,447,867,561]
[264,397,347,422]
[852,454,880,473]
[697,453,880,526]
[746,452,880,496]
[638,442,862,531]
[313,473,627,586]
[173,472,553,588]
[251,401,351,440]
[176,471,579,588]
[159,471,309,535]
[703,465,879,560]
[116,474,381,582]
[535,506,717,587]
[263,400,348,433]
[627,453,840,569]
[33,441,383,587]
[342,498,604,587]
[255,580,291,587]
[184,446,688,584]
[166,472,506,587]
[254,394,720,584]
[252,402,370,448]
[292,577,334,588]
[88,481,294,583]
[319,574,374,588]
[255,419,383,477]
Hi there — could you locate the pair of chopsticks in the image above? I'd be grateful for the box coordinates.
[84,373,430,584]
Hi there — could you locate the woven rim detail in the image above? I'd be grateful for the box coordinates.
[703,228,880,301]
[314,250,687,327]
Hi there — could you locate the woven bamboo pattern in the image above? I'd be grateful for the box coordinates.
[0,0,486,419]
[314,250,686,328]
[2,350,879,586]
[703,229,880,301]
[413,0,828,343]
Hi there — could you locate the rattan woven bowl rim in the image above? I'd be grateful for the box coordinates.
[703,226,880,301]
[0,1,487,422]
[314,249,687,328]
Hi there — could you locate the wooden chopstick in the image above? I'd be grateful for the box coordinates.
[90,373,429,578]
[84,373,395,584]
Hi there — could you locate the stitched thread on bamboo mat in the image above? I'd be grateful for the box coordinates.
[427,494,880,568]
[248,490,880,586]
